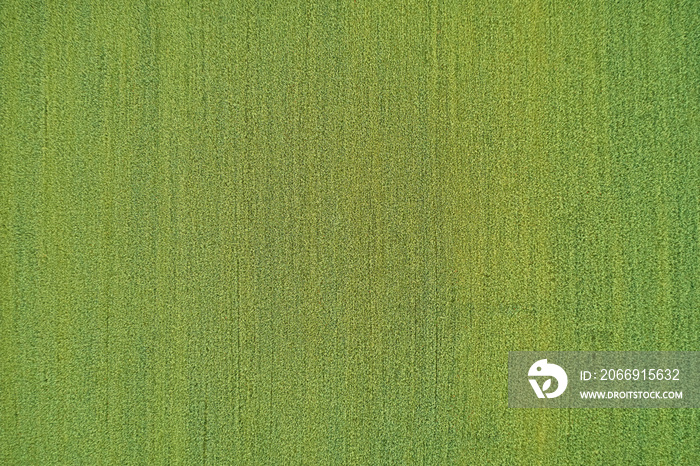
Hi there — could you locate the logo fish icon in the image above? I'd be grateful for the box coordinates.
[528,359,568,398]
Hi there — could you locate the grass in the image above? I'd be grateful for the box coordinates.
[1,0,699,464]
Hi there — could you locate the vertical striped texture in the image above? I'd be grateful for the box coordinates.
[1,0,698,464]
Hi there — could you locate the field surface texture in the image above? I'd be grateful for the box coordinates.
[1,0,699,464]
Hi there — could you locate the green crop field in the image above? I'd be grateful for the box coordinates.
[1,0,698,464]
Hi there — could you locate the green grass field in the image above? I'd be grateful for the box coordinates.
[1,0,699,464]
